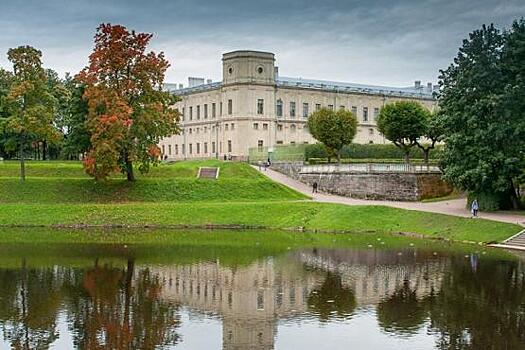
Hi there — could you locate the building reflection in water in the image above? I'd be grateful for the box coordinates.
[153,248,448,349]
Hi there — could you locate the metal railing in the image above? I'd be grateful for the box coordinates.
[301,163,441,174]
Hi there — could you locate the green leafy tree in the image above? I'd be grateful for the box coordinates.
[438,22,525,209]
[0,68,15,158]
[77,24,180,181]
[307,107,357,164]
[61,75,90,159]
[416,111,446,166]
[3,46,61,181]
[377,101,429,163]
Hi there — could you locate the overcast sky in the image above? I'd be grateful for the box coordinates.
[0,0,523,87]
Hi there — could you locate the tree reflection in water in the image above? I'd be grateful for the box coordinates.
[307,272,356,322]
[0,259,180,350]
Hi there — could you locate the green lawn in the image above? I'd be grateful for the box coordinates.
[0,160,521,243]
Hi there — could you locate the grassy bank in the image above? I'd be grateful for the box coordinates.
[1,201,519,242]
[0,160,521,243]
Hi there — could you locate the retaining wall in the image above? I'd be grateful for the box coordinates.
[271,162,452,201]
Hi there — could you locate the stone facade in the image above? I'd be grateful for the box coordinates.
[159,50,436,160]
[271,162,452,201]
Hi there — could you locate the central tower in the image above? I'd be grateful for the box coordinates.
[222,50,275,86]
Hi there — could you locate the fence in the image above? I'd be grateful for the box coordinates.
[248,144,306,163]
[301,163,441,174]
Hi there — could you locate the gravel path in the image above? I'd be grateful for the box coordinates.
[256,166,525,227]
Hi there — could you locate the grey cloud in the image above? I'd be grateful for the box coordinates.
[0,0,523,86]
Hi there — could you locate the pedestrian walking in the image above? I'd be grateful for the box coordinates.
[471,199,479,218]
[267,157,271,167]
[263,161,268,171]
[258,161,262,171]
[312,181,318,193]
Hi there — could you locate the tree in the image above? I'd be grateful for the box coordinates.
[77,23,180,181]
[416,111,446,166]
[0,68,15,159]
[61,75,90,159]
[438,22,525,209]
[2,46,61,181]
[307,107,357,164]
[377,101,430,163]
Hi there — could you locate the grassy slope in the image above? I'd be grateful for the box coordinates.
[0,160,521,242]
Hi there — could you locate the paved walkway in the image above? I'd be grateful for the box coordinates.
[256,166,525,227]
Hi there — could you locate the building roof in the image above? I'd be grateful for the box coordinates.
[165,76,435,99]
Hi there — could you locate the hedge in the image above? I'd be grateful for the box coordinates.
[304,143,442,161]
[307,158,440,165]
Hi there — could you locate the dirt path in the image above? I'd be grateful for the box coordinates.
[257,166,525,227]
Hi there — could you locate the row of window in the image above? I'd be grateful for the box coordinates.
[275,99,380,122]
[185,123,236,135]
[162,140,233,156]
[182,99,233,121]
[181,99,380,122]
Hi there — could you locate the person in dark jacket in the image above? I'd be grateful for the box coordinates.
[312,181,318,193]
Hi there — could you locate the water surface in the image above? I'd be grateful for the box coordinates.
[0,230,523,349]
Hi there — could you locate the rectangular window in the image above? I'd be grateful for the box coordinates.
[220,102,223,116]
[168,144,172,155]
[257,99,264,115]
[302,103,309,118]
[204,142,208,153]
[196,143,200,154]
[315,103,321,111]
[228,99,232,115]
[257,290,264,310]
[162,144,165,155]
[277,124,283,131]
[363,107,369,122]
[182,107,185,121]
[182,144,185,155]
[212,103,216,118]
[189,143,192,154]
[328,104,334,110]
[204,104,208,119]
[258,140,264,149]
[231,123,234,130]
[263,123,268,130]
[352,106,357,116]
[276,99,283,117]
[212,142,216,154]
[225,124,229,131]
[197,105,200,120]
[369,128,374,135]
[189,128,192,134]
[276,140,283,145]
[175,144,178,155]
[340,105,345,110]
[189,106,193,120]
[290,102,296,117]
[253,123,259,130]
[227,140,232,153]
[374,107,380,120]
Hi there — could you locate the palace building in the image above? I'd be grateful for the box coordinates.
[160,50,436,160]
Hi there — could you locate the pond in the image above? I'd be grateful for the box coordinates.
[0,230,524,349]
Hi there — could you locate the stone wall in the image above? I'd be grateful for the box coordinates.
[271,162,452,201]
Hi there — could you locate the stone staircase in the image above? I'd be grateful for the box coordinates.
[503,229,525,248]
[197,167,219,179]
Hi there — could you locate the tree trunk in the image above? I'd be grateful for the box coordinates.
[509,181,520,210]
[404,150,410,164]
[42,140,47,161]
[126,158,135,182]
[20,137,26,182]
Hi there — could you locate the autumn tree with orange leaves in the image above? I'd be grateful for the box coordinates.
[77,24,179,181]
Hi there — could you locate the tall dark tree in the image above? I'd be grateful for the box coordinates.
[61,75,90,159]
[0,68,15,158]
[438,22,525,209]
